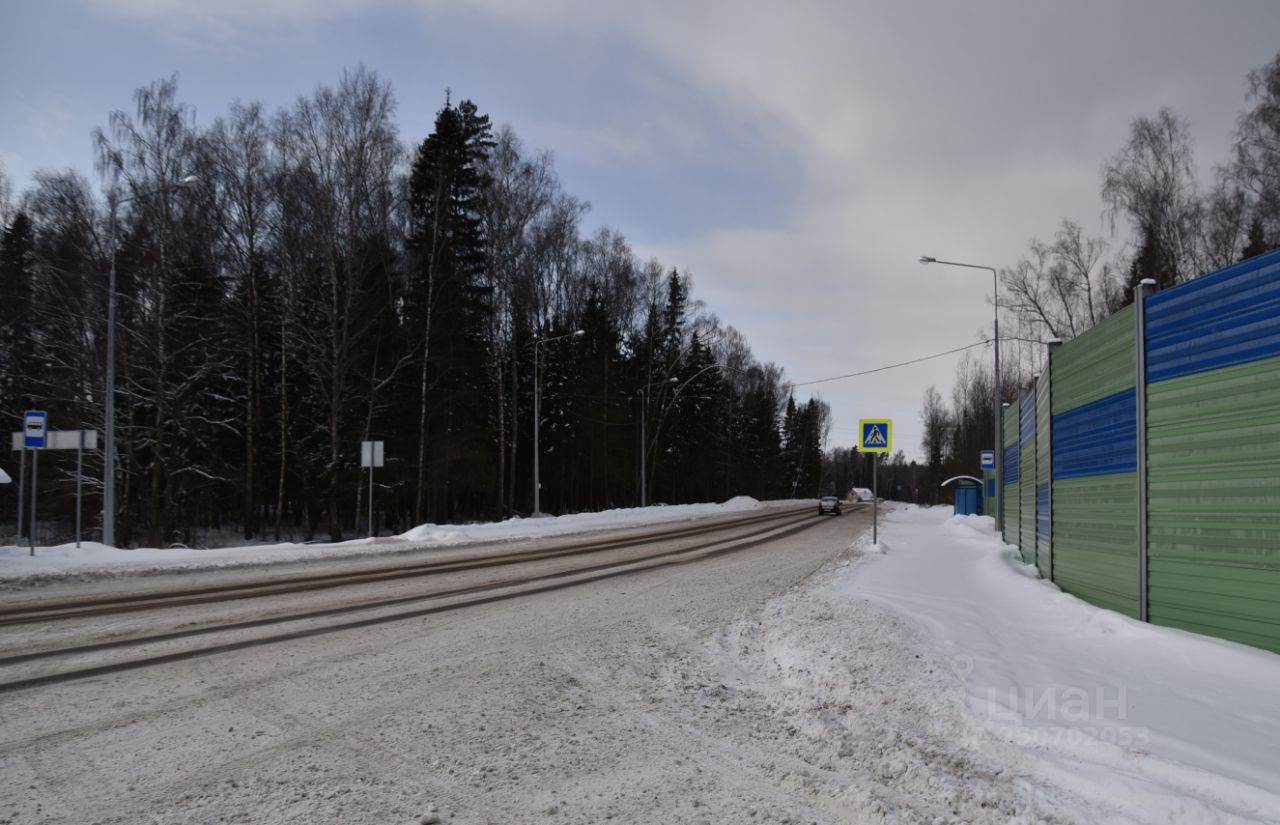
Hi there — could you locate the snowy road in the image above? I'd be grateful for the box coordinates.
[0,504,865,824]
[0,506,817,692]
[2,503,1277,825]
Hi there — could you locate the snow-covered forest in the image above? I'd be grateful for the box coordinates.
[0,68,832,546]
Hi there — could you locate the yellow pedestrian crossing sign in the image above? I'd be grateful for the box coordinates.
[858,419,892,453]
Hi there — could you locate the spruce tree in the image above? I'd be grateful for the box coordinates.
[0,212,36,422]
[407,96,496,520]
[1241,217,1269,261]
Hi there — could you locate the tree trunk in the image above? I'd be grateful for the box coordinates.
[507,349,519,515]
[274,310,289,542]
[327,254,342,543]
[244,250,260,540]
[146,242,170,548]
[415,179,446,524]
[415,328,430,524]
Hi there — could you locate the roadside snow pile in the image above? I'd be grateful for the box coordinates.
[397,495,765,543]
[697,505,1280,824]
[0,496,777,583]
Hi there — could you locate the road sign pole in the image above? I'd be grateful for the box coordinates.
[17,447,26,543]
[361,440,384,538]
[29,449,38,556]
[21,410,48,553]
[76,430,84,548]
[857,418,891,546]
[10,428,97,548]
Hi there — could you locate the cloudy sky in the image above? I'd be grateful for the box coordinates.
[2,1,1277,462]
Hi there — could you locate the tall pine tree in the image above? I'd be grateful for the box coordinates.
[408,97,496,521]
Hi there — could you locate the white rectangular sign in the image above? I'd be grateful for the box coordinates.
[51,430,98,450]
[11,430,99,451]
[361,440,385,468]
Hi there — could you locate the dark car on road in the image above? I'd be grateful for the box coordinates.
[818,495,843,516]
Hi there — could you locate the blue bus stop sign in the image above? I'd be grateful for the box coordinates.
[980,449,994,470]
[23,410,47,449]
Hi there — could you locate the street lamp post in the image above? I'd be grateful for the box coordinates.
[919,255,1002,527]
[639,386,648,508]
[532,329,584,516]
[643,363,742,507]
[103,175,199,547]
[638,376,678,508]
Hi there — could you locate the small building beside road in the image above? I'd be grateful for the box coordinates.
[940,476,985,516]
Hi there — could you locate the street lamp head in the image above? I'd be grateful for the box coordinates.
[177,174,200,188]
[572,329,585,338]
[919,256,937,264]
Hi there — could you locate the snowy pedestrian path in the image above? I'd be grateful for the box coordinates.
[833,506,1280,823]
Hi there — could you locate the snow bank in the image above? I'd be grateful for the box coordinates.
[397,495,764,542]
[0,497,781,584]
[836,506,1280,823]
[683,505,1280,822]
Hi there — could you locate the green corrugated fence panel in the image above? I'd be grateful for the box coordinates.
[1036,369,1052,579]
[1051,474,1139,618]
[1047,303,1136,612]
[1146,354,1280,653]
[1003,408,1020,542]
[1052,304,1136,414]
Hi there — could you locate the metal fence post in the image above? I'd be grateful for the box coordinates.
[1134,278,1156,622]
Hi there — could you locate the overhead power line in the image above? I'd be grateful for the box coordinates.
[791,340,990,388]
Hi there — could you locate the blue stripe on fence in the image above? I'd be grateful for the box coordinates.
[1036,482,1050,540]
[1145,248,1280,383]
[1052,388,1137,480]
[1019,391,1036,447]
[1003,441,1020,485]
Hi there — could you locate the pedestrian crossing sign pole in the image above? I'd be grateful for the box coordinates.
[858,419,892,544]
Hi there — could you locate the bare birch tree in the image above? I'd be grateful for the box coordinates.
[1102,107,1202,287]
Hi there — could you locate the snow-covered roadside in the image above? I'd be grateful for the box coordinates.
[693,504,1280,824]
[0,496,791,585]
